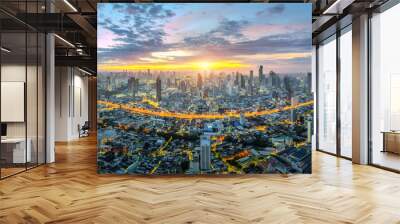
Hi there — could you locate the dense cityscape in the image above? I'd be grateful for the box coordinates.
[97,3,312,174]
[97,67,313,174]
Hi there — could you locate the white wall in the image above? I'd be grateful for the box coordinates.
[71,72,89,138]
[1,65,26,138]
[55,66,69,141]
[1,65,26,81]
[55,67,89,141]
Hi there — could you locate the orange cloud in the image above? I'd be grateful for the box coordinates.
[99,60,250,71]
[234,52,311,60]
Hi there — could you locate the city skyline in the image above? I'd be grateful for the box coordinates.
[98,3,311,73]
[97,3,312,175]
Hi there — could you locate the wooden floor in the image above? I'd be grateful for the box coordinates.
[1,135,400,224]
[1,167,26,178]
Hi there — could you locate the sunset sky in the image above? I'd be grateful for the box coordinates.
[97,3,311,73]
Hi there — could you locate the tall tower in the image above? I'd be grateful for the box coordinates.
[235,72,239,86]
[258,65,264,86]
[290,96,298,122]
[106,76,112,91]
[156,77,162,102]
[240,74,245,89]
[197,73,203,90]
[167,78,171,88]
[249,70,254,95]
[283,76,293,100]
[200,135,211,172]
[134,78,139,96]
[307,119,312,143]
[270,70,279,88]
[190,148,200,173]
[128,77,133,91]
[307,72,312,94]
[128,77,135,97]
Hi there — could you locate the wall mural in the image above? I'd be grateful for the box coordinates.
[97,3,313,174]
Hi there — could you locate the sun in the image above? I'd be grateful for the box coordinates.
[198,61,211,70]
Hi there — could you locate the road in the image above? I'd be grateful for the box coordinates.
[98,100,313,120]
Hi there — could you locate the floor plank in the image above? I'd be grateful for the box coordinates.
[1,135,400,224]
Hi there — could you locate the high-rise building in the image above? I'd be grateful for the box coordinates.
[290,96,299,122]
[106,76,112,91]
[283,76,293,99]
[179,80,187,92]
[156,77,162,102]
[227,80,234,96]
[307,72,312,93]
[269,71,280,88]
[197,73,203,89]
[167,78,171,88]
[200,135,211,171]
[134,78,139,95]
[235,72,239,86]
[190,148,200,173]
[258,65,264,86]
[307,119,312,143]
[240,74,245,89]
[174,78,178,87]
[128,78,133,92]
[249,70,254,95]
[128,77,138,97]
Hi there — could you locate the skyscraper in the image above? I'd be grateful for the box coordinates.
[227,80,234,96]
[134,78,139,96]
[269,70,280,88]
[128,77,134,92]
[200,135,211,171]
[235,72,239,86]
[180,80,187,92]
[128,77,139,97]
[258,65,264,86]
[156,77,162,102]
[197,73,203,89]
[307,119,312,143]
[290,96,299,122]
[249,70,254,95]
[190,148,200,173]
[283,76,293,100]
[174,78,178,87]
[307,72,312,93]
[240,74,245,89]
[106,76,112,91]
[167,78,171,88]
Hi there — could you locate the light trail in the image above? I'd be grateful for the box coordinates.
[98,100,313,120]
[142,97,160,108]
